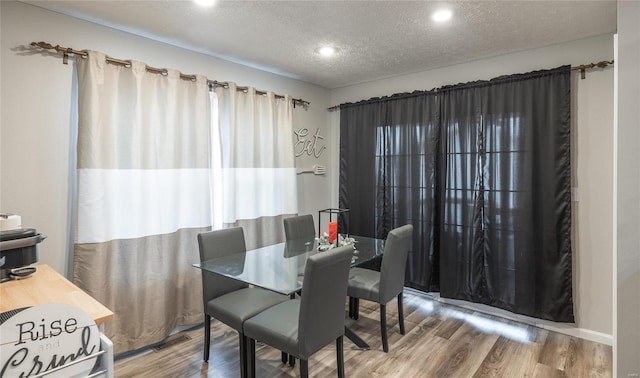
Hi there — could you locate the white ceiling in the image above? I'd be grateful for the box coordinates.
[23,0,617,89]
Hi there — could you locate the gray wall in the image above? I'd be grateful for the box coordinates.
[616,1,640,376]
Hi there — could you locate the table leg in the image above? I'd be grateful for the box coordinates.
[344,326,370,350]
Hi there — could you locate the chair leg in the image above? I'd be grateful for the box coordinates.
[278,352,295,366]
[348,297,354,318]
[239,333,247,378]
[336,336,345,378]
[398,293,405,335]
[380,304,388,353]
[349,297,360,320]
[203,315,211,361]
[300,358,309,378]
[248,338,256,378]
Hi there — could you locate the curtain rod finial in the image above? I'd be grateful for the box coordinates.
[31,41,55,50]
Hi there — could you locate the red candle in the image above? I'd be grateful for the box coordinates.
[328,221,338,244]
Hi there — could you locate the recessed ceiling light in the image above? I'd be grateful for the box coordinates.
[432,9,453,22]
[316,46,338,57]
[194,0,216,7]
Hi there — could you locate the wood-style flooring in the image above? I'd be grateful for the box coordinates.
[114,292,612,377]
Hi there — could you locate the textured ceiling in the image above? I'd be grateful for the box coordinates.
[23,0,617,89]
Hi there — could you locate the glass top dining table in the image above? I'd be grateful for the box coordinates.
[193,234,385,350]
[193,235,385,296]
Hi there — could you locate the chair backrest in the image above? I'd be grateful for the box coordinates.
[379,224,413,303]
[283,215,316,258]
[297,245,353,359]
[283,214,316,241]
[197,227,249,305]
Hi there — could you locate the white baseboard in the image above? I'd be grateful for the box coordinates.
[405,288,613,346]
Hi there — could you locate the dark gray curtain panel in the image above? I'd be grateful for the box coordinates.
[340,92,441,292]
[439,66,573,322]
[339,66,573,322]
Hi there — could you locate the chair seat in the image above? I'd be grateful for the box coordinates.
[244,300,300,356]
[207,287,289,331]
[347,267,381,302]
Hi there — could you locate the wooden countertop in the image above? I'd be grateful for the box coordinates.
[0,264,114,324]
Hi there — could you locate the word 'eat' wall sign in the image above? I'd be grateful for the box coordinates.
[294,127,326,158]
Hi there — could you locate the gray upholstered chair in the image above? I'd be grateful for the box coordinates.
[347,224,413,353]
[283,214,316,241]
[244,245,354,378]
[198,227,288,378]
[283,214,316,261]
[281,214,317,367]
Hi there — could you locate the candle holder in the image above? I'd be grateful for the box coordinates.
[318,208,349,245]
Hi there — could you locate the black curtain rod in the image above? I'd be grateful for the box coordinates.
[30,41,311,109]
[327,60,614,112]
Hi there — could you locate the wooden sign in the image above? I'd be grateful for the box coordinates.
[1,303,101,377]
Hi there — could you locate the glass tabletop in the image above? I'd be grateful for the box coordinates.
[193,235,385,296]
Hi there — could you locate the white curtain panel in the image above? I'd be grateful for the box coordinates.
[215,83,298,249]
[74,51,211,353]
